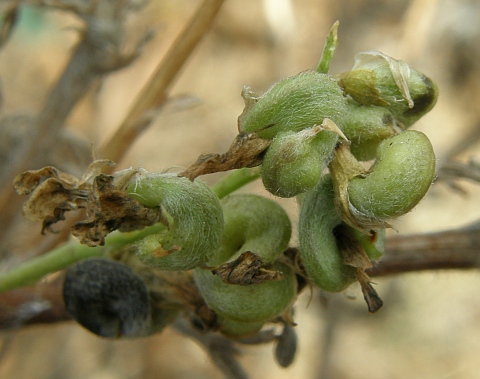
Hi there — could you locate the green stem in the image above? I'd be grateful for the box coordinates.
[0,168,260,292]
[315,21,339,74]
[211,167,261,199]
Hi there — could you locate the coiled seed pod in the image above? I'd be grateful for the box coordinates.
[210,194,292,266]
[347,130,436,223]
[340,101,398,161]
[63,258,150,338]
[261,125,338,197]
[194,262,297,324]
[126,173,224,271]
[336,51,438,128]
[239,71,348,139]
[194,194,295,335]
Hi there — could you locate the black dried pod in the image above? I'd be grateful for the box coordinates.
[274,322,298,368]
[63,258,150,338]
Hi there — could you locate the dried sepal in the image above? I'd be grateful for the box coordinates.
[212,251,283,286]
[194,262,298,324]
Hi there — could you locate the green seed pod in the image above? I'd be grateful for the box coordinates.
[337,51,438,128]
[239,71,348,139]
[63,258,151,338]
[347,130,436,222]
[194,262,297,324]
[340,101,398,161]
[298,175,357,292]
[127,173,224,271]
[209,194,292,266]
[261,125,338,197]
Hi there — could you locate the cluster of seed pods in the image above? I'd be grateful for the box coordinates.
[62,45,437,357]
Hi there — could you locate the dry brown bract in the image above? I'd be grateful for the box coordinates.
[212,251,283,286]
[13,160,161,246]
[180,132,270,181]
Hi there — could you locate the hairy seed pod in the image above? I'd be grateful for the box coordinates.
[63,258,150,338]
[336,51,438,128]
[238,71,348,139]
[194,262,297,324]
[127,173,224,270]
[298,175,357,292]
[210,194,292,266]
[347,130,436,222]
[340,101,398,161]
[261,125,338,197]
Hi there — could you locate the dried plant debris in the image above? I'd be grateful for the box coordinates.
[212,251,283,286]
[356,268,383,313]
[180,132,271,181]
[13,162,107,234]
[72,174,162,247]
[14,161,161,243]
[334,224,383,313]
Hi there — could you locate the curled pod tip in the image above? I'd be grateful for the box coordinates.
[194,262,297,324]
[210,194,292,266]
[127,173,224,271]
[298,174,357,292]
[239,71,348,139]
[347,130,436,222]
[63,258,150,338]
[261,124,338,198]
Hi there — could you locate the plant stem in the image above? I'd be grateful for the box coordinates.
[211,167,261,199]
[315,21,339,74]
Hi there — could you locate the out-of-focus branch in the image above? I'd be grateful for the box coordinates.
[99,0,226,163]
[0,1,142,239]
[367,223,480,277]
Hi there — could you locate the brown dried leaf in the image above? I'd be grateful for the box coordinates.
[72,174,162,247]
[179,132,271,181]
[212,251,283,286]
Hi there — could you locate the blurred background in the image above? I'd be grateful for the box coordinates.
[1,0,480,378]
